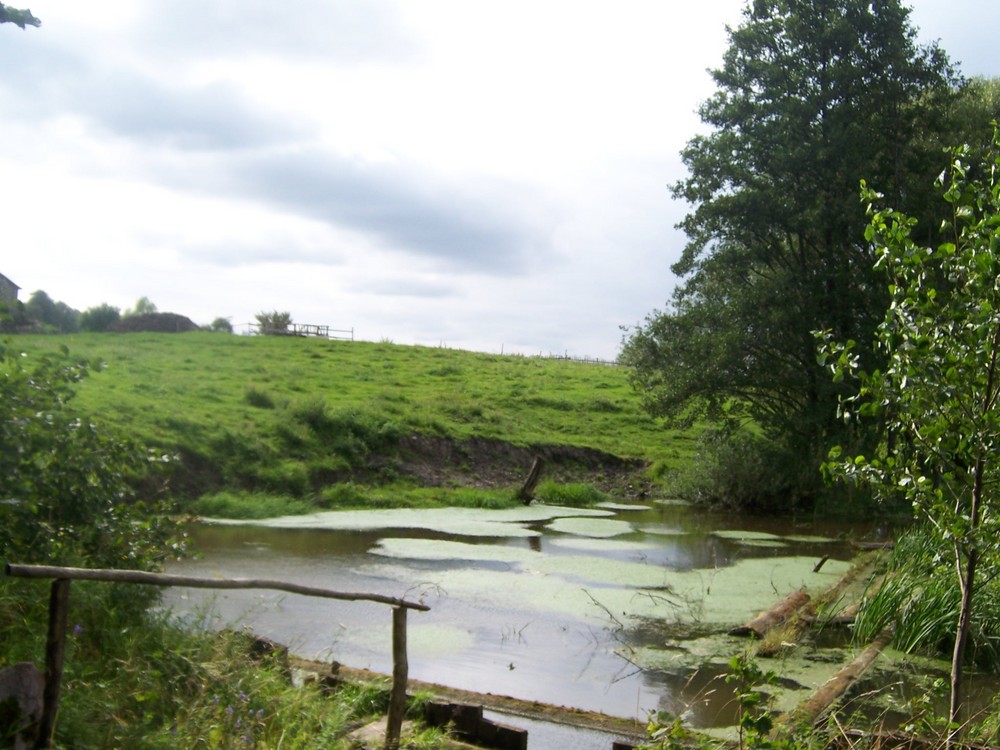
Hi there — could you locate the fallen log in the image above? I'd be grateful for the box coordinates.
[771,626,894,740]
[729,590,810,639]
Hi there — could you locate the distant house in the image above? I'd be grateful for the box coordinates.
[0,272,19,306]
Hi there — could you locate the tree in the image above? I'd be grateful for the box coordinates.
[0,3,39,28]
[25,289,81,333]
[621,0,959,508]
[80,302,121,332]
[209,316,234,333]
[255,310,292,335]
[126,296,158,317]
[820,128,1000,733]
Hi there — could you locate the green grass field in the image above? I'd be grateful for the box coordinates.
[13,332,695,513]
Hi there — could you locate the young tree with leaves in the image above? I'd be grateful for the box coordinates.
[820,128,1000,733]
[621,0,959,509]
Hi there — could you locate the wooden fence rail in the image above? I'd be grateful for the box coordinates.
[5,563,428,750]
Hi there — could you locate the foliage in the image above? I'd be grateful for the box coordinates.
[126,296,158,317]
[662,428,821,512]
[637,712,695,750]
[210,316,234,333]
[80,302,122,332]
[0,583,359,748]
[0,341,181,568]
[0,3,39,28]
[725,654,777,750]
[532,480,607,506]
[820,128,1000,728]
[255,310,292,335]
[853,530,1000,672]
[24,289,81,333]
[192,491,317,519]
[621,0,960,509]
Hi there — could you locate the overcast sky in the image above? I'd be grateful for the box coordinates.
[1,1,997,359]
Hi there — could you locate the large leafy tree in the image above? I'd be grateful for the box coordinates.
[822,129,1000,734]
[621,0,959,508]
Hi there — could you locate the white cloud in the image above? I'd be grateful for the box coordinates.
[1,0,997,359]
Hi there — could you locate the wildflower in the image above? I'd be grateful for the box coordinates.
[226,705,234,716]
[72,624,83,635]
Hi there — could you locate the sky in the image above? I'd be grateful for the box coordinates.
[1,1,997,360]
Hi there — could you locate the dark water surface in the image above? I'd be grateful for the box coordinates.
[163,501,889,726]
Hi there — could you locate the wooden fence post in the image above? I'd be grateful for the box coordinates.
[37,579,70,749]
[384,606,408,750]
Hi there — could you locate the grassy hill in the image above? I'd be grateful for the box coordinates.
[13,332,694,513]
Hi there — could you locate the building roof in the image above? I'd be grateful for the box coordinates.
[0,272,20,290]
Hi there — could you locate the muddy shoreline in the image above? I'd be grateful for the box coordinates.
[291,657,650,741]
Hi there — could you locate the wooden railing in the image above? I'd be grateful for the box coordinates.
[247,322,355,340]
[5,563,429,750]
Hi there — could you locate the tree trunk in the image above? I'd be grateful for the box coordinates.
[949,545,978,736]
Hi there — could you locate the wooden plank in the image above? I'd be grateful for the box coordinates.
[5,564,429,611]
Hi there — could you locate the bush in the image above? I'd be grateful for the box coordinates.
[664,428,819,512]
[79,303,121,332]
[0,342,181,568]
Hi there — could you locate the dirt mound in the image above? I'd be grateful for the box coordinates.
[397,434,648,496]
[109,312,200,333]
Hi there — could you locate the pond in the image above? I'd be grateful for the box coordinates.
[163,499,900,730]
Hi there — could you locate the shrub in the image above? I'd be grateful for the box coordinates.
[0,343,181,568]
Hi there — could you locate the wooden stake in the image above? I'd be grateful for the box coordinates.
[384,607,408,750]
[516,456,545,505]
[37,579,70,750]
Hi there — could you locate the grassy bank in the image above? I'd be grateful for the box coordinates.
[13,333,692,513]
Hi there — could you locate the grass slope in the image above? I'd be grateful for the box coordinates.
[13,333,694,512]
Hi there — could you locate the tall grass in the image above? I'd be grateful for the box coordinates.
[854,528,1000,671]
